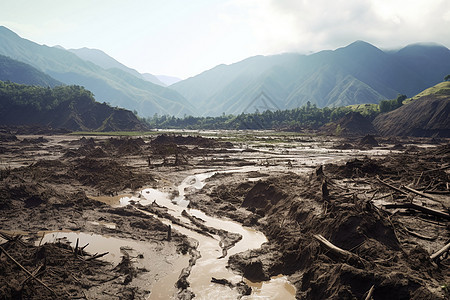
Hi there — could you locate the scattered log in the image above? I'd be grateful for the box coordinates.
[0,231,14,241]
[321,179,329,201]
[383,203,450,220]
[21,263,45,288]
[85,252,109,261]
[0,245,57,296]
[211,277,234,288]
[424,190,450,195]
[404,227,437,241]
[401,185,447,207]
[0,232,26,246]
[313,234,365,266]
[74,238,79,256]
[430,242,450,262]
[167,225,172,241]
[423,164,450,173]
[81,243,89,251]
[364,285,375,300]
[314,234,353,258]
[376,177,407,195]
[417,217,447,227]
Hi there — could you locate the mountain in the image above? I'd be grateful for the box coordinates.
[172,41,450,116]
[155,75,182,86]
[0,26,194,117]
[141,73,167,86]
[68,47,167,86]
[2,25,448,118]
[373,81,450,137]
[0,54,62,87]
[0,81,149,131]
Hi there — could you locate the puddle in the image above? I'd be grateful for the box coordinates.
[244,275,297,299]
[37,231,189,297]
[90,194,133,206]
[39,231,149,264]
[89,221,117,229]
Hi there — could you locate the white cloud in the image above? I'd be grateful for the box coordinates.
[223,0,450,53]
[1,0,449,78]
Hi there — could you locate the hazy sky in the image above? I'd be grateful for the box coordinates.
[2,0,450,79]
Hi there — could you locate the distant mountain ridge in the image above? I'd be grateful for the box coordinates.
[0,54,62,87]
[1,25,449,118]
[155,74,182,86]
[68,47,167,86]
[0,26,194,117]
[172,41,450,116]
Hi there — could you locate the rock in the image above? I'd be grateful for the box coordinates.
[0,132,17,142]
[243,260,268,282]
[359,134,379,147]
[242,182,286,209]
[236,281,252,296]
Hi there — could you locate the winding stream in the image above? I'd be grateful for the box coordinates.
[40,169,296,299]
[40,147,394,298]
[122,169,296,299]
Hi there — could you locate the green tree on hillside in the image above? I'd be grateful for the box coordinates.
[379,94,406,113]
[396,94,407,106]
[445,74,450,81]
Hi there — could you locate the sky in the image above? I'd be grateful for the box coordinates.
[2,0,450,79]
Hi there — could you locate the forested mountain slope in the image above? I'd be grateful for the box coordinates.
[373,81,450,137]
[172,41,450,116]
[0,81,149,131]
[0,26,194,117]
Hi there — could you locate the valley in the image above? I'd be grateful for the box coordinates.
[1,3,449,300]
[0,130,448,299]
[1,26,449,118]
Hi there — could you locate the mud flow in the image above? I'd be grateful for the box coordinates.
[0,131,449,299]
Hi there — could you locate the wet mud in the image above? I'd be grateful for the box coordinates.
[0,131,449,299]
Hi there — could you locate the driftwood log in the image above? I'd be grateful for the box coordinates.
[364,285,375,300]
[430,242,450,262]
[85,252,109,261]
[401,185,446,207]
[383,203,450,220]
[313,234,365,267]
[376,176,407,195]
[211,277,234,288]
[0,245,57,296]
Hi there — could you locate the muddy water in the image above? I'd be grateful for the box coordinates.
[37,146,394,298]
[37,169,296,299]
[38,230,189,296]
[121,170,296,299]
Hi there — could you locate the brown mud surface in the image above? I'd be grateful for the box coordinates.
[189,143,449,299]
[1,131,449,299]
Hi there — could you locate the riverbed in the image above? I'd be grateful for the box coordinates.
[1,132,447,299]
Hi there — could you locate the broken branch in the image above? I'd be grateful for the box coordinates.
[383,203,450,220]
[430,242,450,262]
[401,185,447,208]
[376,176,407,195]
[0,245,57,296]
[313,234,365,267]
[74,238,79,256]
[404,227,437,241]
[364,285,375,300]
[85,252,109,261]
[423,164,450,173]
